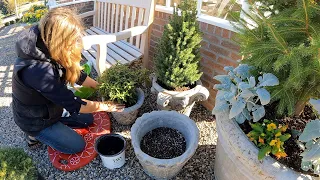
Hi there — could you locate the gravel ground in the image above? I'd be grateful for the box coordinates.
[0,24,217,180]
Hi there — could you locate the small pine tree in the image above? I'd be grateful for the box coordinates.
[234,0,320,116]
[154,0,202,89]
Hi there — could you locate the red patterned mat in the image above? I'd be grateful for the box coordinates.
[48,112,111,171]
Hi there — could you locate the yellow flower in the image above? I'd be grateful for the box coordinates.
[250,137,254,141]
[276,139,282,149]
[280,125,288,132]
[269,139,277,146]
[275,132,281,137]
[275,152,287,159]
[36,14,41,19]
[258,136,264,144]
[267,123,277,131]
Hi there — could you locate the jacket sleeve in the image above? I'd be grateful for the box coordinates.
[20,63,87,114]
[76,70,87,85]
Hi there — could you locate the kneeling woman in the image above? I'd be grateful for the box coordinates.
[12,7,124,154]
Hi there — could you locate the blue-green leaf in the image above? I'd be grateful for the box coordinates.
[252,105,265,122]
[238,82,251,90]
[310,99,320,114]
[249,76,256,87]
[240,89,254,99]
[258,73,279,87]
[235,113,246,124]
[229,97,246,119]
[302,139,320,161]
[301,161,312,171]
[256,88,271,105]
[299,120,320,142]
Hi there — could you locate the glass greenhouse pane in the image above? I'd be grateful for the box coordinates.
[201,0,242,21]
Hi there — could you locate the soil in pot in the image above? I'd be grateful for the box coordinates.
[140,127,186,159]
[239,104,318,177]
[157,80,196,92]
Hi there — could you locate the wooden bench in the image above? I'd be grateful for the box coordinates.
[50,0,155,75]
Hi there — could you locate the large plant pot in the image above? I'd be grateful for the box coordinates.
[151,76,209,116]
[215,111,315,180]
[111,88,144,125]
[131,111,199,179]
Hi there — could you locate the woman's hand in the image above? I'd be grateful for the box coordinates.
[98,102,125,112]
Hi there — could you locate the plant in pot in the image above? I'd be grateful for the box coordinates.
[98,63,148,125]
[21,5,48,29]
[151,0,209,116]
[0,147,41,180]
[212,0,320,179]
[131,110,199,179]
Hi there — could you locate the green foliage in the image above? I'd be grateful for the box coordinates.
[82,63,91,75]
[154,0,202,89]
[74,87,95,99]
[0,147,37,180]
[5,22,9,26]
[15,18,20,23]
[234,0,320,116]
[22,4,47,24]
[247,119,291,160]
[98,64,148,106]
[0,12,3,25]
[9,20,14,24]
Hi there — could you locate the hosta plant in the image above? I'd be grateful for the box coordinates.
[212,64,279,123]
[299,99,320,175]
[247,119,291,160]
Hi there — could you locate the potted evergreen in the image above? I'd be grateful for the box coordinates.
[213,0,320,179]
[98,63,148,125]
[151,0,209,116]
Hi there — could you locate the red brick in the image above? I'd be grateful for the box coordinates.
[201,101,214,111]
[203,33,220,45]
[217,57,238,67]
[201,79,211,88]
[222,29,230,39]
[200,49,217,60]
[200,41,209,49]
[151,35,160,42]
[151,29,163,37]
[200,66,213,75]
[221,40,240,52]
[209,44,230,57]
[215,27,222,36]
[153,24,161,31]
[202,73,213,82]
[200,22,207,31]
[230,52,242,61]
[207,24,215,33]
[150,40,157,48]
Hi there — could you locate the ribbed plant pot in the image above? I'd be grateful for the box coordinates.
[111,88,144,125]
[215,111,316,180]
[131,111,199,180]
[151,76,209,116]
[20,23,35,29]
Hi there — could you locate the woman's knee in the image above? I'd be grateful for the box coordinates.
[64,136,86,154]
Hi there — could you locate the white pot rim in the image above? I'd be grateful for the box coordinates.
[216,111,313,179]
[131,111,199,166]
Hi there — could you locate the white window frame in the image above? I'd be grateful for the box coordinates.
[155,0,249,32]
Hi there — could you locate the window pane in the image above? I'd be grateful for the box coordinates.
[201,0,242,21]
[171,0,182,7]
[156,0,166,6]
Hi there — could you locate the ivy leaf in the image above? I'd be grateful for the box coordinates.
[252,105,265,122]
[299,120,320,142]
[258,146,271,160]
[258,73,279,87]
[229,97,246,119]
[256,88,271,105]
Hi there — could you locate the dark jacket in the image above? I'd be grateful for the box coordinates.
[12,25,87,136]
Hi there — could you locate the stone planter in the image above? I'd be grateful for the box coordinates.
[215,111,316,180]
[151,76,209,116]
[111,88,144,125]
[131,111,199,180]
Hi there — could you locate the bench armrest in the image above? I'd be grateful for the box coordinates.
[82,25,148,50]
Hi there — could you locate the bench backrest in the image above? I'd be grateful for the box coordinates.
[95,0,155,50]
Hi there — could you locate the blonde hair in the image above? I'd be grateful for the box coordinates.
[39,7,84,86]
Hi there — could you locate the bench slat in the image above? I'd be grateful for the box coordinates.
[86,28,137,62]
[90,27,143,59]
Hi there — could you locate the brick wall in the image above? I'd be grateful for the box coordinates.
[149,11,241,111]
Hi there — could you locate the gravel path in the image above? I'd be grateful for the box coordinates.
[0,24,217,180]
